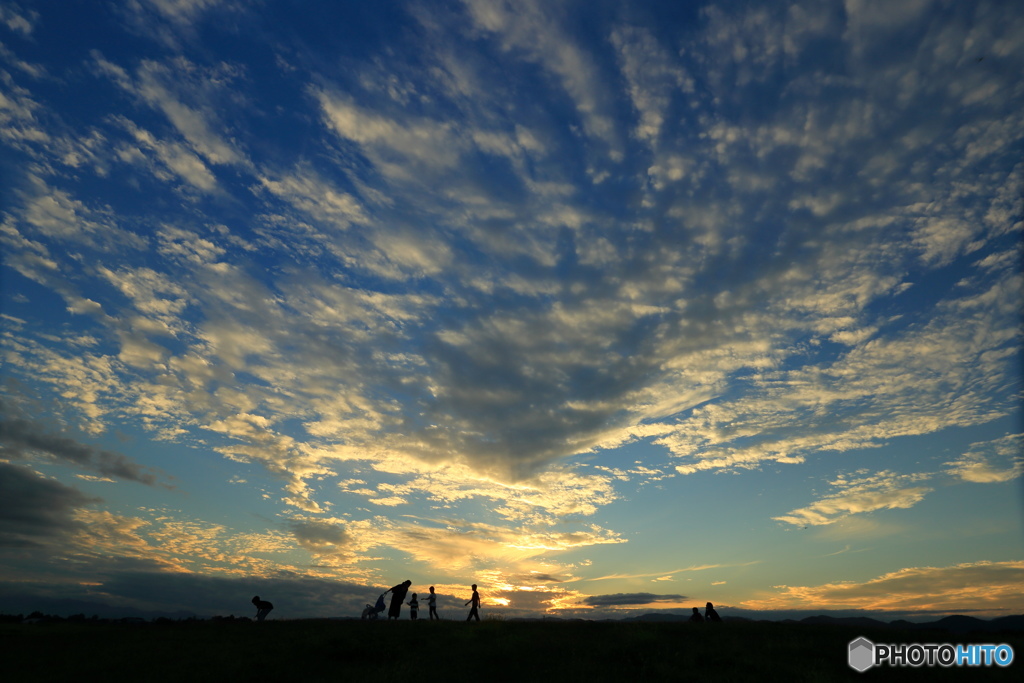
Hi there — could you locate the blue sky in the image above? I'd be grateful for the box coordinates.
[0,0,1021,621]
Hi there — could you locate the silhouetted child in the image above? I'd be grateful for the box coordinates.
[427,586,438,620]
[408,593,419,620]
[688,607,704,622]
[705,602,721,622]
[252,595,273,621]
[465,584,480,622]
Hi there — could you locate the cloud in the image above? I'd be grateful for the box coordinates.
[354,516,625,577]
[773,470,933,527]
[582,592,687,607]
[114,117,219,192]
[587,562,760,582]
[663,265,1020,476]
[0,413,168,487]
[945,433,1023,483]
[460,0,622,161]
[93,52,248,176]
[6,0,1018,512]
[0,462,98,547]
[287,518,350,556]
[744,561,1024,616]
[0,5,38,35]
[611,25,693,145]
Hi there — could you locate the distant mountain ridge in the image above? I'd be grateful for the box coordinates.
[622,612,1024,632]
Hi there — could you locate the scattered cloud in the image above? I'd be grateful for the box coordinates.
[0,0,1020,619]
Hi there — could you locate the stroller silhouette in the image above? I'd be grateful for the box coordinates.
[361,593,387,620]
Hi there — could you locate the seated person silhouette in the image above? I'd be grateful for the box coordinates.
[689,607,704,622]
[252,595,274,621]
[705,601,721,622]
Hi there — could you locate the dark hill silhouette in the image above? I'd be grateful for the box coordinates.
[796,615,891,629]
[616,611,1024,632]
[798,613,1024,634]
[990,615,1024,632]
[900,614,1024,634]
[622,612,688,623]
[927,615,989,633]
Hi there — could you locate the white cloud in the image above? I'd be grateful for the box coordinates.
[946,434,1023,484]
[0,5,37,35]
[316,90,462,175]
[773,470,933,527]
[96,53,248,170]
[116,118,219,192]
[460,0,621,160]
[611,25,693,144]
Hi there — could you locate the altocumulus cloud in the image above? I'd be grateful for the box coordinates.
[0,0,1021,620]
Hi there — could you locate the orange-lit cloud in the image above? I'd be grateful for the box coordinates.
[743,561,1024,616]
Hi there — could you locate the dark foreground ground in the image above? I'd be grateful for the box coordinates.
[3,618,1021,682]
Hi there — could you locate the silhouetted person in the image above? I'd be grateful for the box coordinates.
[386,580,412,620]
[408,593,419,620]
[689,607,704,622]
[252,595,273,621]
[705,602,721,622]
[426,586,438,620]
[465,584,480,622]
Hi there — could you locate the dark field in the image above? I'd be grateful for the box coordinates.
[4,618,1020,682]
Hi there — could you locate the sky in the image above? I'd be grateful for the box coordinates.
[0,0,1021,622]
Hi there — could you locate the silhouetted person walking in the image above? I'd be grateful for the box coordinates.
[705,602,721,622]
[689,607,704,622]
[426,586,438,620]
[465,584,480,622]
[408,593,419,621]
[386,580,412,620]
[252,595,273,621]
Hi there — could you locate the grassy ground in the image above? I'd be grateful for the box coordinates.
[4,618,1020,682]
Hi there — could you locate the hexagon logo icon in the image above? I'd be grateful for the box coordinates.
[848,637,874,672]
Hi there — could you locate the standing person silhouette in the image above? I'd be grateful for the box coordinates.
[252,595,273,622]
[386,580,412,620]
[465,584,480,622]
[408,593,419,621]
[426,586,438,621]
[705,602,721,622]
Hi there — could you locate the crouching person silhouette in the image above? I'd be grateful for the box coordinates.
[252,595,274,621]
